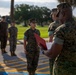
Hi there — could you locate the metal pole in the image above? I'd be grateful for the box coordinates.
[10,0,14,21]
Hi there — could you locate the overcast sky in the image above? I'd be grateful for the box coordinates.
[0,0,76,16]
[3,0,58,3]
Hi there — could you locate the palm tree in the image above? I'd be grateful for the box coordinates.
[58,0,76,8]
[10,0,14,21]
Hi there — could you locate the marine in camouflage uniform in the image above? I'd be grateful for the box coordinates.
[24,19,40,75]
[48,8,60,75]
[48,21,60,38]
[8,21,18,56]
[52,3,76,75]
[48,8,60,40]
[44,3,76,75]
[53,18,76,75]
[48,8,60,42]
[0,16,8,54]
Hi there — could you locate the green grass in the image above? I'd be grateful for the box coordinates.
[16,25,48,40]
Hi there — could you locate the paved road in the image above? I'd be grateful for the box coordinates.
[0,45,50,75]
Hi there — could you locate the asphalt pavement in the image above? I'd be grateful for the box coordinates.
[0,44,50,75]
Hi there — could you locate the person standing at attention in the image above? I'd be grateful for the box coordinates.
[24,18,40,75]
[0,16,8,54]
[8,21,18,56]
[48,8,60,42]
[48,8,60,75]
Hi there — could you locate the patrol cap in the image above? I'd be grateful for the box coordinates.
[51,8,57,15]
[56,2,72,17]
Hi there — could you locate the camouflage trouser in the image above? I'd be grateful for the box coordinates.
[0,36,7,49]
[49,59,55,75]
[26,50,39,73]
[9,38,17,51]
[53,61,76,75]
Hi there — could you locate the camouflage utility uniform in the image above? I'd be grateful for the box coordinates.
[48,20,60,37]
[53,19,76,75]
[8,26,18,52]
[0,21,8,50]
[24,28,40,73]
[48,20,60,75]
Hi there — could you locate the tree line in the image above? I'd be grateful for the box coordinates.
[14,4,52,26]
[14,0,76,27]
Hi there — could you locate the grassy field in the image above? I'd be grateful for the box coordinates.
[16,25,48,40]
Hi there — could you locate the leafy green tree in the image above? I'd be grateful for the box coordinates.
[14,4,30,26]
[14,4,51,26]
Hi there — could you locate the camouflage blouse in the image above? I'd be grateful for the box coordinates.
[53,19,76,75]
[48,20,60,36]
[8,26,18,38]
[24,28,40,51]
[0,21,8,36]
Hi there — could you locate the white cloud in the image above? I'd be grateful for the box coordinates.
[73,8,76,17]
[0,8,10,16]
[0,0,58,16]
[1,0,76,16]
[3,0,57,3]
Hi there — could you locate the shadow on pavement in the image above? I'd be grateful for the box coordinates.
[2,53,28,75]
